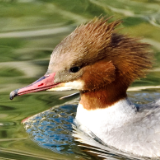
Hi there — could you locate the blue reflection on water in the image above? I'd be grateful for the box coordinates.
[23,104,78,154]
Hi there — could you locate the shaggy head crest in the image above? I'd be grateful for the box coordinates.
[51,17,152,87]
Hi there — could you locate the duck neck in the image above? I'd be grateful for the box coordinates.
[80,86,127,110]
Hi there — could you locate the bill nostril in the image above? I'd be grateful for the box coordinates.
[38,83,44,87]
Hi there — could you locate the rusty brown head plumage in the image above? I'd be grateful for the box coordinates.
[49,17,152,87]
[46,17,153,109]
[10,17,153,110]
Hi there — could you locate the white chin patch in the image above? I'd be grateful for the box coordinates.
[47,80,84,91]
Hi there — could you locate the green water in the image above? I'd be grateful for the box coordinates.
[0,0,160,159]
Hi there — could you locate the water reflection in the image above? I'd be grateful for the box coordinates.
[23,105,77,154]
[22,94,92,159]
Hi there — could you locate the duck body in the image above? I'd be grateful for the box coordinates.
[10,17,160,158]
[76,98,160,157]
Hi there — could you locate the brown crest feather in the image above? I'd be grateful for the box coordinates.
[55,17,152,82]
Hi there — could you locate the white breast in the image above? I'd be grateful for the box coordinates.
[75,98,136,136]
[75,98,160,157]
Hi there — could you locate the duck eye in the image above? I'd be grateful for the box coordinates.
[70,66,80,73]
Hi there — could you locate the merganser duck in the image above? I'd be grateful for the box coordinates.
[10,17,160,158]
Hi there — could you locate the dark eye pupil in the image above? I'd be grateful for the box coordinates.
[70,67,80,73]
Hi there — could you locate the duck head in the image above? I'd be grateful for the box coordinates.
[10,18,152,110]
